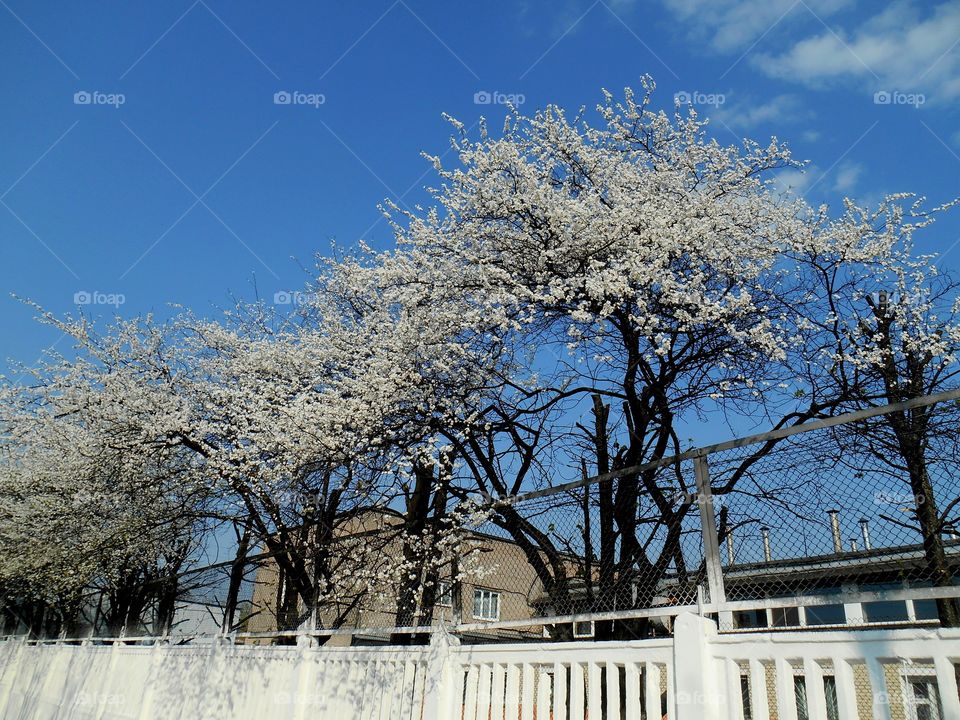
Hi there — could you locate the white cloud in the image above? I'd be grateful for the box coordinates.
[711,93,811,131]
[661,0,852,53]
[773,164,882,204]
[772,166,816,199]
[832,162,863,193]
[660,0,960,102]
[753,2,960,102]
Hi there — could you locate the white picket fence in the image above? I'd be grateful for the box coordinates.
[2,614,959,719]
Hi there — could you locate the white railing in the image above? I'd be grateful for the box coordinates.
[2,615,959,719]
[705,620,960,720]
[447,637,675,720]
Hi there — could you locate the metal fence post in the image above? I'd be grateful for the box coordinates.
[692,452,732,628]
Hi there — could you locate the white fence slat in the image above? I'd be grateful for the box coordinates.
[934,656,960,720]
[666,656,676,720]
[37,649,68,720]
[0,643,22,713]
[412,660,428,719]
[624,662,640,720]
[83,647,114,720]
[371,661,391,720]
[393,659,409,718]
[321,660,340,715]
[724,660,744,720]
[831,657,860,720]
[802,657,828,720]
[803,657,829,720]
[464,665,480,720]
[358,660,379,720]
[346,660,368,719]
[477,664,492,720]
[505,663,521,719]
[377,660,395,720]
[774,658,799,720]
[377,659,394,720]
[536,666,551,719]
[553,661,567,720]
[587,662,602,719]
[570,662,585,719]
[521,663,534,720]
[397,660,417,720]
[491,662,506,720]
[450,662,467,720]
[294,655,319,720]
[866,658,892,720]
[748,659,770,720]
[310,658,327,711]
[328,659,345,716]
[645,662,662,720]
[606,661,621,720]
[364,658,380,719]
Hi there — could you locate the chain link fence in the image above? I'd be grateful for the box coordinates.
[5,391,960,644]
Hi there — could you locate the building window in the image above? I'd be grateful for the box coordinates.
[863,600,909,623]
[805,604,845,626]
[740,676,752,720]
[734,609,768,629]
[794,675,809,720]
[903,674,942,720]
[473,588,500,621]
[823,676,840,720]
[437,582,452,607]
[861,585,909,623]
[771,607,801,627]
[796,675,840,720]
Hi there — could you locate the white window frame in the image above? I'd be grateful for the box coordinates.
[573,620,594,638]
[436,581,452,607]
[900,667,942,720]
[472,588,501,621]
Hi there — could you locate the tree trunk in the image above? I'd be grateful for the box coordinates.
[898,435,959,626]
[391,458,433,643]
[222,522,252,634]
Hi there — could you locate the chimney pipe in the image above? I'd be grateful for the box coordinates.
[849,538,858,552]
[760,526,772,562]
[859,518,872,550]
[726,532,735,565]
[827,510,843,553]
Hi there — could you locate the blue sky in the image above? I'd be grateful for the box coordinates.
[2,0,959,378]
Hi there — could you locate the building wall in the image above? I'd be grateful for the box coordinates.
[243,528,549,641]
